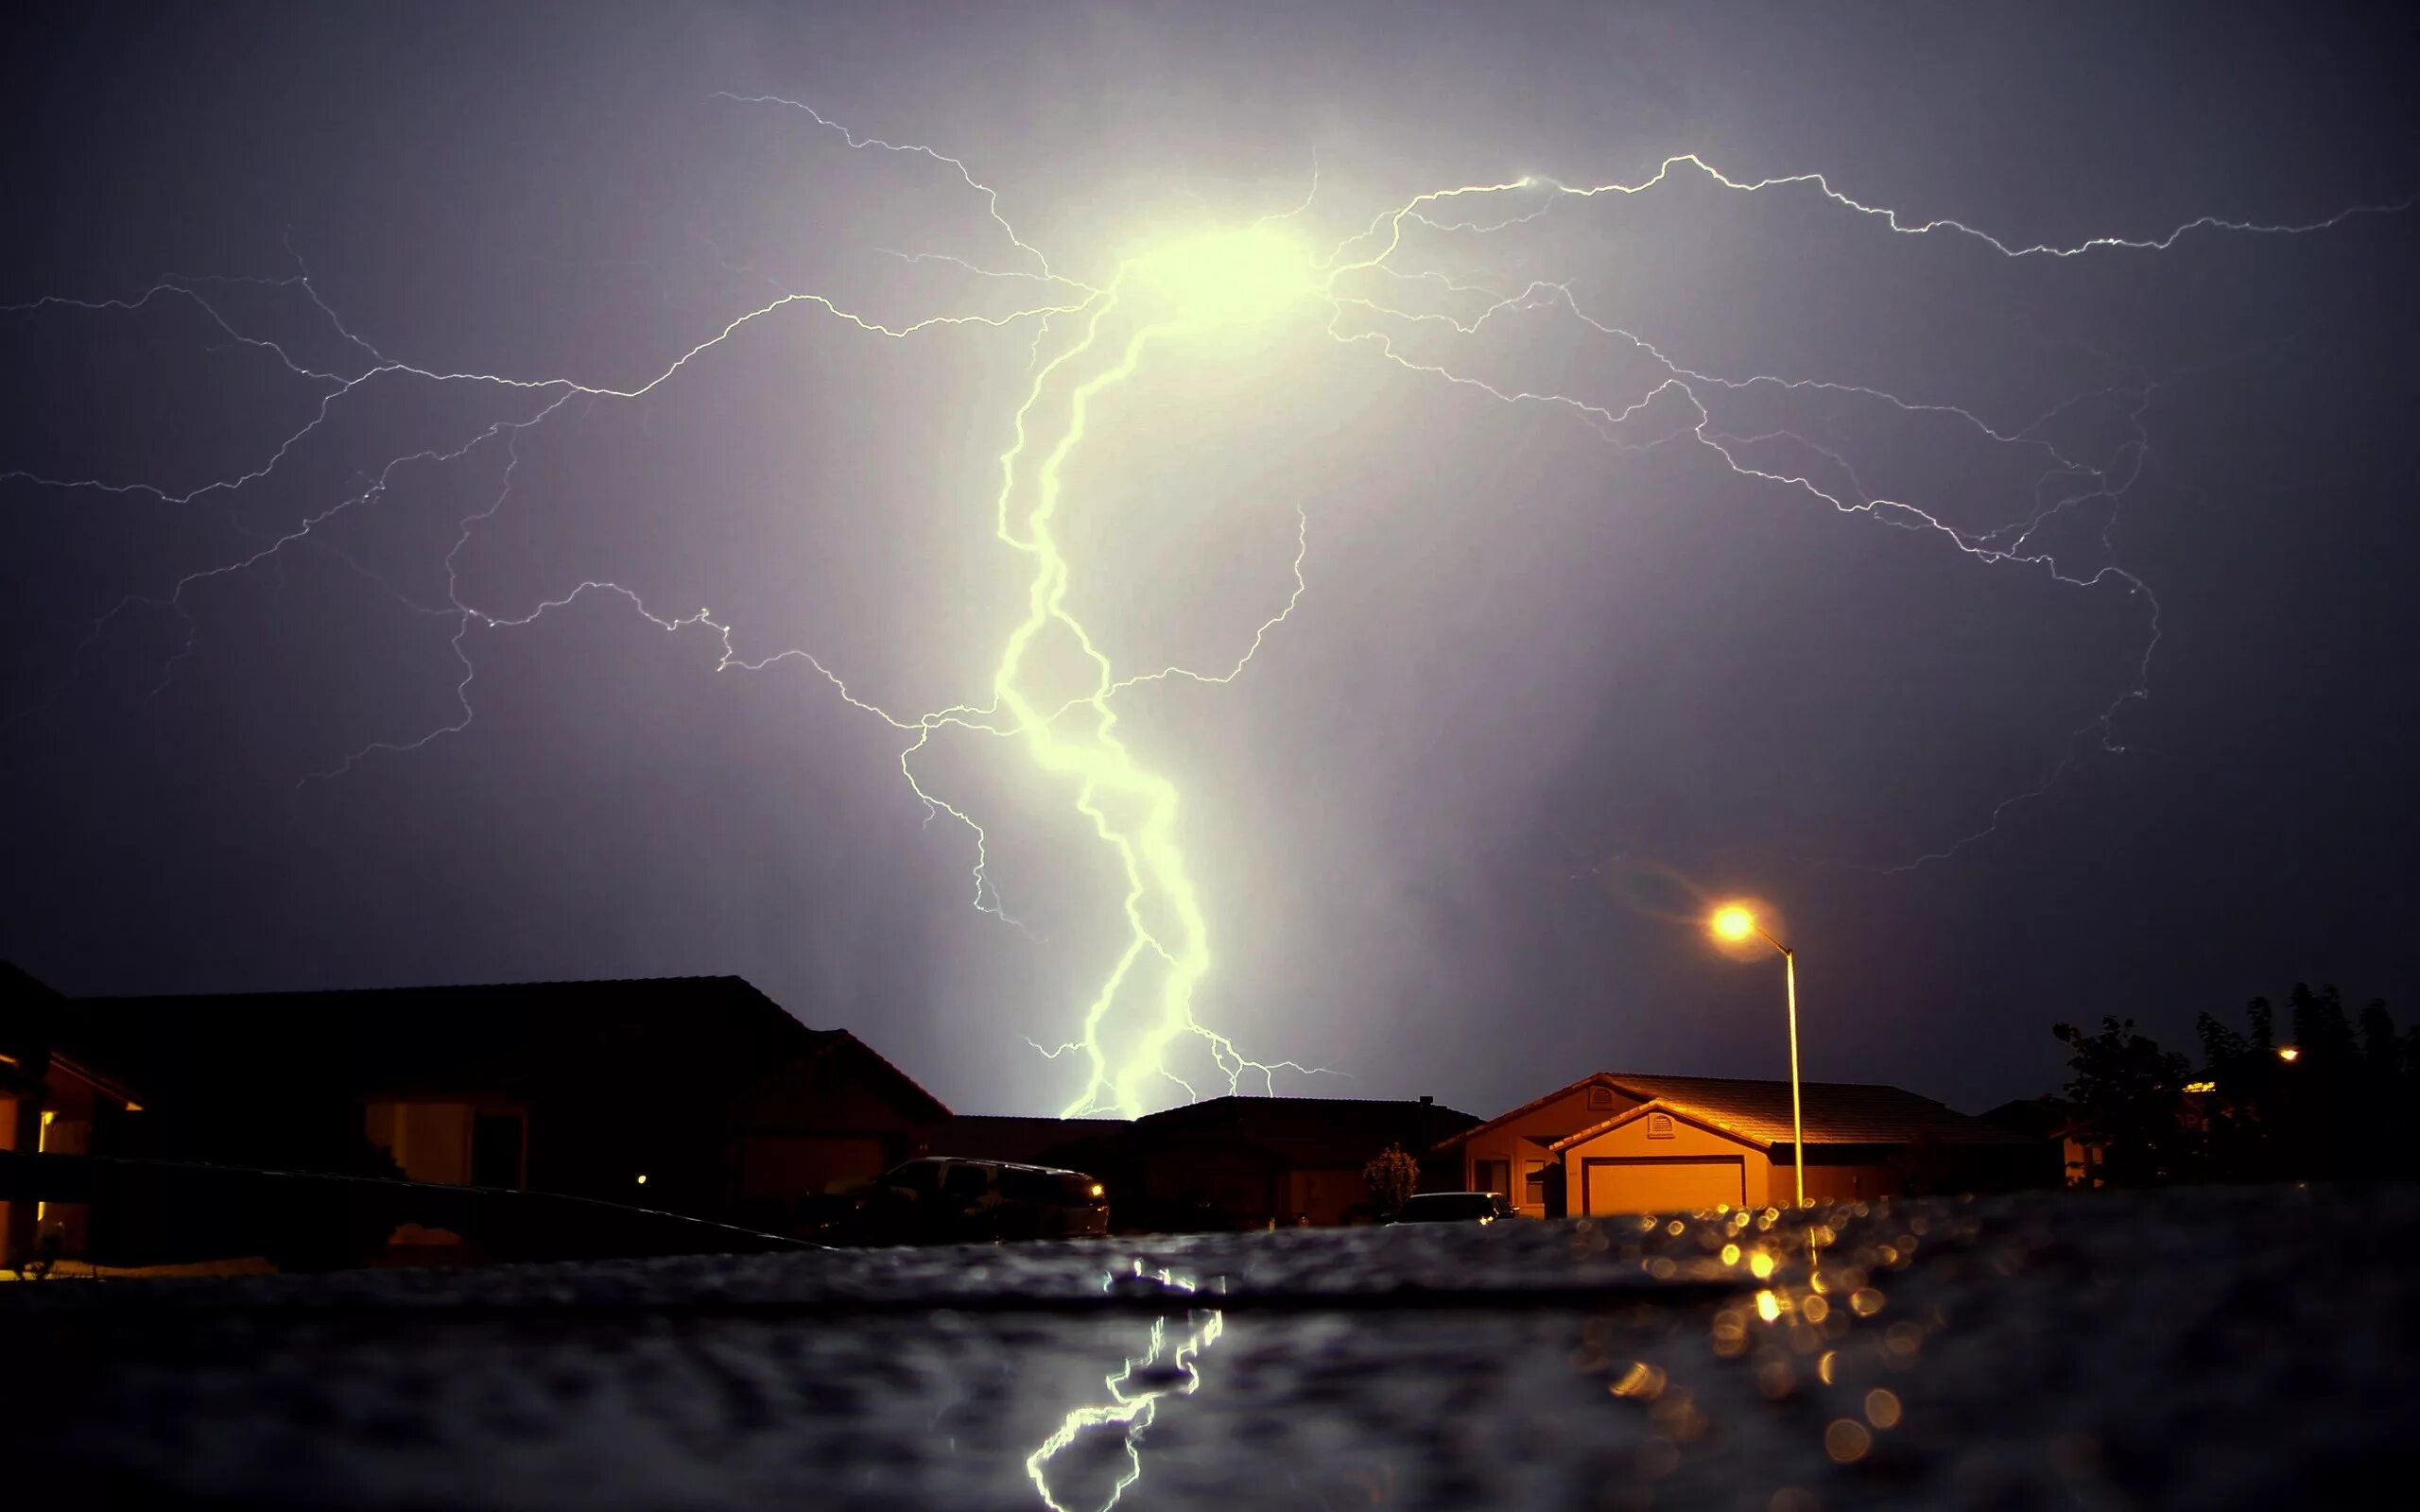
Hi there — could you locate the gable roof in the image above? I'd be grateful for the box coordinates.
[1136,1094,1479,1168]
[54,975,837,1106]
[1539,1074,2032,1154]
[1546,1097,1762,1154]
[1432,1072,1631,1151]
[736,1028,953,1125]
[1447,1070,2031,1155]
[1595,1074,2030,1147]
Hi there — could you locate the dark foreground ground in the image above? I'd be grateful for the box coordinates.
[4,1184,2413,1510]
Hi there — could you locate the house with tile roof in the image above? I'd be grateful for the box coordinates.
[1437,1072,2045,1216]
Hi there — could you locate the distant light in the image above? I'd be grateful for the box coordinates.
[1712,905,1757,941]
[2276,1046,2300,1062]
[2183,1080,2216,1093]
[635,1174,648,1185]
[1088,1182,1104,1198]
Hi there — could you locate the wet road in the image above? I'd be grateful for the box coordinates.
[4,1184,2413,1510]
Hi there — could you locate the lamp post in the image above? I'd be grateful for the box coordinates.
[1712,904,1805,1208]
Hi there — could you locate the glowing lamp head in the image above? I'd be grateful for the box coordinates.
[2276,1046,2300,1063]
[1128,224,1317,325]
[1711,905,1758,942]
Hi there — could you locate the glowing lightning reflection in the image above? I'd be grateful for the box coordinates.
[1027,1266,1223,1512]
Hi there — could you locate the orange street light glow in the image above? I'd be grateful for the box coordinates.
[2276,1046,2300,1062]
[1712,904,1757,941]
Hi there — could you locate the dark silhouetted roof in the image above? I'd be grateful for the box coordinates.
[1976,1095,2076,1140]
[918,1114,1132,1164]
[1138,1094,1479,1169]
[55,975,856,1108]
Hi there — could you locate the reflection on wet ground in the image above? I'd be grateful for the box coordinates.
[2,1184,2413,1509]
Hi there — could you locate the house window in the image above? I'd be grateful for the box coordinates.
[1588,1087,1616,1109]
[1473,1159,1510,1196]
[1523,1160,1547,1204]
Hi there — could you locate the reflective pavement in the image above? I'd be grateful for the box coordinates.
[3,1183,2412,1509]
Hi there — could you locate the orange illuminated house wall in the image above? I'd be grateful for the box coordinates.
[1437,1074,1651,1216]
[0,1048,143,1267]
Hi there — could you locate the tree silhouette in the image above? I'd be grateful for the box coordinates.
[2062,986,2407,1185]
[2052,1017,2193,1185]
[1362,1143,1419,1217]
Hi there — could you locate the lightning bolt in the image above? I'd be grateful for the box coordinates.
[4,96,2405,1116]
[976,230,1342,1116]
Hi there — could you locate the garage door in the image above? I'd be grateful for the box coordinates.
[1581,1156,1747,1216]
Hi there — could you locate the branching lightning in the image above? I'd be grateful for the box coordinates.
[5,95,2405,1118]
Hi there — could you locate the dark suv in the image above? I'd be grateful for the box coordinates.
[850,1158,1111,1244]
[1391,1191,1516,1224]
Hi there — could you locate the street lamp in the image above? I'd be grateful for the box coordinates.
[1711,903,1805,1208]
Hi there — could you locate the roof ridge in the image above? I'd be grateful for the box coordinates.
[1608,1071,1937,1094]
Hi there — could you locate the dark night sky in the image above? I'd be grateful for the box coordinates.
[4,2,2415,1119]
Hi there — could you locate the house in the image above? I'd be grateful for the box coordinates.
[907,1100,1479,1231]
[3,969,946,1263]
[3,964,148,1265]
[1979,1094,2104,1188]
[1440,1072,2046,1217]
[1123,1094,1478,1228]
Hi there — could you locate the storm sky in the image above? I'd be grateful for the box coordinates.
[5,2,2415,1119]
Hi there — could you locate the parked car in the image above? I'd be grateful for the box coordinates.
[845,1157,1111,1245]
[1390,1191,1515,1224]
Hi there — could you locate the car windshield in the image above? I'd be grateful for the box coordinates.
[1000,1168,1101,1204]
[1397,1194,1496,1222]
[880,1161,943,1193]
